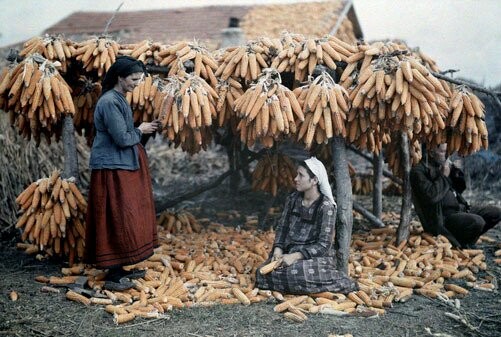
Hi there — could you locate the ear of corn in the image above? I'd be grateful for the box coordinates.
[66,290,91,305]
[27,219,490,324]
[259,259,282,275]
[9,291,18,301]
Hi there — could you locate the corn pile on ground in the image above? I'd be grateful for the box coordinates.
[27,214,498,325]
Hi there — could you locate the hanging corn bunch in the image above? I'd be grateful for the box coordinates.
[19,35,75,73]
[0,54,75,145]
[272,33,357,82]
[215,78,244,127]
[344,44,450,153]
[215,38,280,82]
[385,136,422,178]
[72,75,101,141]
[14,170,87,265]
[346,115,392,154]
[119,40,166,65]
[251,152,296,196]
[269,32,304,74]
[159,74,218,154]
[295,71,349,149]
[410,47,441,73]
[340,41,408,89]
[351,175,374,196]
[126,74,168,123]
[343,41,443,81]
[73,36,120,77]
[0,64,18,112]
[445,85,488,156]
[233,68,304,148]
[341,42,405,154]
[156,210,203,234]
[155,41,219,87]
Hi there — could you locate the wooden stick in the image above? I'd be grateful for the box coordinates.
[331,136,353,275]
[347,145,403,185]
[353,200,385,228]
[372,152,383,219]
[397,132,412,244]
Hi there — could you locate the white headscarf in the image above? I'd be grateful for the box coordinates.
[304,156,336,205]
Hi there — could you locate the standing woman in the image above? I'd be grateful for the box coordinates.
[85,56,160,291]
[255,157,358,295]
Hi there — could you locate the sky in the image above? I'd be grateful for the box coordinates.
[0,0,499,87]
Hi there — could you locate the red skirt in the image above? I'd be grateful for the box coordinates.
[84,145,158,268]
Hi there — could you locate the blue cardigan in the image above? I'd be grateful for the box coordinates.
[89,90,142,170]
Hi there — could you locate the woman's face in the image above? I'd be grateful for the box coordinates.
[118,72,143,93]
[294,166,317,192]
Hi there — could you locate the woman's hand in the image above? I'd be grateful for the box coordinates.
[138,121,159,135]
[280,252,303,267]
[272,247,283,261]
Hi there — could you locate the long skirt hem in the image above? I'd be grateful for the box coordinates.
[84,145,158,269]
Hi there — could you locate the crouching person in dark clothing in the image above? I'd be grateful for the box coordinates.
[410,143,501,248]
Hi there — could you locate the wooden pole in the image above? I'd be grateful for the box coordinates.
[353,201,384,228]
[61,115,80,184]
[331,136,353,275]
[155,152,259,212]
[347,145,402,185]
[372,152,383,219]
[155,169,234,212]
[397,132,412,244]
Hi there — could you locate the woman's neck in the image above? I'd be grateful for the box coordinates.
[302,188,320,207]
[113,84,125,96]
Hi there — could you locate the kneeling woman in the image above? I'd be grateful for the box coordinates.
[255,157,358,295]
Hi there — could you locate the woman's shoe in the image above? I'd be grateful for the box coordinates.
[123,269,146,280]
[104,277,135,291]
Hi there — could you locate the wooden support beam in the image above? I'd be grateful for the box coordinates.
[353,200,384,228]
[331,136,353,275]
[397,132,412,244]
[61,116,80,184]
[155,151,260,212]
[155,169,234,212]
[347,145,403,185]
[372,152,383,219]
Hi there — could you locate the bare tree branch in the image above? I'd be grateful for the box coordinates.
[347,145,403,185]
[353,200,384,228]
[103,2,124,36]
[431,71,501,111]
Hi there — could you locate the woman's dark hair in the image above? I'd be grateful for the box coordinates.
[298,161,320,193]
[300,161,316,179]
[101,56,147,95]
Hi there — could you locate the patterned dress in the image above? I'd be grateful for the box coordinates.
[255,192,358,295]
